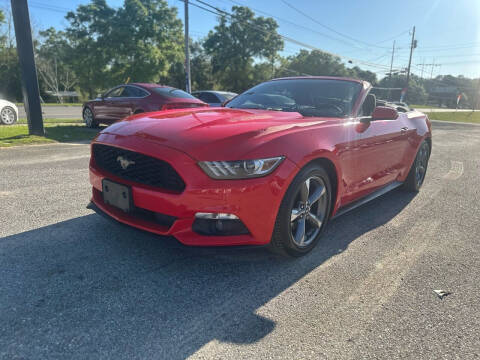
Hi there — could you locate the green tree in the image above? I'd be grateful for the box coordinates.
[159,40,216,90]
[203,6,283,92]
[37,28,77,103]
[350,66,377,85]
[110,0,183,84]
[0,9,5,44]
[0,9,22,101]
[65,0,116,99]
[65,0,184,99]
[190,41,216,90]
[378,74,427,104]
[277,50,350,78]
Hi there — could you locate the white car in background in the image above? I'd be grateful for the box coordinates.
[0,100,18,125]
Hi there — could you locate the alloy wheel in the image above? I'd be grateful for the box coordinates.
[1,107,16,125]
[84,108,93,127]
[415,142,429,187]
[290,176,328,248]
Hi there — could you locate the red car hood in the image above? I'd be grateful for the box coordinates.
[100,108,330,160]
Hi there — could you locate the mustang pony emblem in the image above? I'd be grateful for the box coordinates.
[116,156,135,170]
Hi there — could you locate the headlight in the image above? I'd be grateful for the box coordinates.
[198,156,285,179]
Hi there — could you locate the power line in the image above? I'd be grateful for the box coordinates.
[375,29,411,45]
[434,59,480,65]
[418,41,480,49]
[417,44,480,53]
[417,52,480,59]
[29,1,70,12]
[224,0,412,52]
[279,0,393,49]
[187,0,394,70]
[0,0,73,14]
[216,0,365,49]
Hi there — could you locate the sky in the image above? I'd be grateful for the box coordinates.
[2,0,479,78]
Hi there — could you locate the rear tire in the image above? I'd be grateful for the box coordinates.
[403,140,430,192]
[269,164,332,257]
[83,107,98,128]
[0,106,17,125]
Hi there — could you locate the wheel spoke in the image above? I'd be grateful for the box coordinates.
[299,179,310,203]
[294,218,306,245]
[308,185,325,204]
[307,212,322,228]
[291,208,301,222]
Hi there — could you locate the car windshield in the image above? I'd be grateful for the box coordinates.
[151,87,197,99]
[226,79,362,117]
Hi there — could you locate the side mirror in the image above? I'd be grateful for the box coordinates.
[371,106,399,121]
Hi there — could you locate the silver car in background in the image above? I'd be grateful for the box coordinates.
[192,90,237,107]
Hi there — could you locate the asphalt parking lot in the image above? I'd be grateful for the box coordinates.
[1,121,479,359]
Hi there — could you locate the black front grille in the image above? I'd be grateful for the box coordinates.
[92,144,185,192]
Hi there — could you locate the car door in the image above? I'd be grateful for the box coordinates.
[114,86,137,120]
[100,86,125,123]
[94,88,116,121]
[338,102,409,204]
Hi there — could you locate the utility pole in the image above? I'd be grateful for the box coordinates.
[11,0,44,135]
[405,26,416,96]
[420,58,425,80]
[430,58,436,79]
[389,40,395,78]
[184,0,191,93]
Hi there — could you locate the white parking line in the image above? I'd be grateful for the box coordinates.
[389,187,441,228]
[0,154,90,167]
[443,161,464,180]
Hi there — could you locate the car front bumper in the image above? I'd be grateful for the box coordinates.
[89,133,298,246]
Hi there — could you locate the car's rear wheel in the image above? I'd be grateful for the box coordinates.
[270,164,332,257]
[0,106,17,125]
[83,107,98,128]
[403,140,430,192]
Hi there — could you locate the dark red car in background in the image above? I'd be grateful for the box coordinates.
[82,83,207,127]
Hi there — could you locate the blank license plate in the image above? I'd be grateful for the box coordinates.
[102,179,132,213]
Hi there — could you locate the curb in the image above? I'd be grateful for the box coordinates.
[430,119,480,126]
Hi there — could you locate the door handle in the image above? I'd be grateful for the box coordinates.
[401,126,409,133]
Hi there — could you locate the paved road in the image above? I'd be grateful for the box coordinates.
[18,105,82,119]
[1,122,479,359]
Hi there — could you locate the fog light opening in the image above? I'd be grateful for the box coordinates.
[193,213,249,236]
[195,212,239,220]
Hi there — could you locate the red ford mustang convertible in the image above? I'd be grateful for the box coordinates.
[89,77,431,256]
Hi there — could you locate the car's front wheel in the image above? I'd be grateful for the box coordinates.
[83,107,98,128]
[270,164,332,257]
[0,106,17,125]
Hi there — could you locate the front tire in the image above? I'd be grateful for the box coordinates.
[83,107,98,128]
[0,106,17,125]
[403,140,430,192]
[270,164,332,257]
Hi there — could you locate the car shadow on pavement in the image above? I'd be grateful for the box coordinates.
[0,189,416,359]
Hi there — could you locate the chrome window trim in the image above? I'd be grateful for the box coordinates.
[104,85,151,99]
